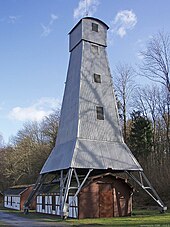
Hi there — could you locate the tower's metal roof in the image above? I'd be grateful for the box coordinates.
[69,16,109,35]
[40,17,142,174]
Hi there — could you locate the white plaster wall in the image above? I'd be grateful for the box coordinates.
[4,195,20,210]
[36,195,78,218]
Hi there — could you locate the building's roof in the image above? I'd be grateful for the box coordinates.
[69,16,109,34]
[41,140,142,174]
[4,185,33,196]
[85,172,133,189]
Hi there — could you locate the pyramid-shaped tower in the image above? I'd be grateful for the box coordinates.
[41,17,142,174]
[24,17,166,217]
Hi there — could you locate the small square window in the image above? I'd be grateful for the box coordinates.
[94,73,101,83]
[92,23,98,32]
[96,106,104,120]
[91,44,99,54]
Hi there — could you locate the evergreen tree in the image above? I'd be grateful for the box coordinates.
[128,111,153,158]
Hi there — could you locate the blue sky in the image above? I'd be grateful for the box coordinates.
[0,0,170,143]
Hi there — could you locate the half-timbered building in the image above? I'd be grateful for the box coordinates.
[4,185,35,211]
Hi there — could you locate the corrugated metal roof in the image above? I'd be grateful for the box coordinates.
[40,17,142,174]
[69,16,109,34]
[41,139,142,174]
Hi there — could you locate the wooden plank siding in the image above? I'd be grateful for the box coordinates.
[79,174,133,218]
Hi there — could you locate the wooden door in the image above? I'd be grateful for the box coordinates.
[99,184,113,218]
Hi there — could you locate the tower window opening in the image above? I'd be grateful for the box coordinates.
[92,23,98,32]
[94,73,101,83]
[91,44,99,54]
[96,106,104,120]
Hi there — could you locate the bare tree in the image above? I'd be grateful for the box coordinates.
[140,31,170,91]
[140,31,170,153]
[1,109,60,187]
[41,109,60,148]
[133,84,170,157]
[133,85,160,151]
[156,86,170,153]
[113,63,136,142]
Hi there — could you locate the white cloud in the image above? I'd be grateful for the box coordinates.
[41,24,52,37]
[41,13,58,37]
[74,0,99,20]
[8,97,60,122]
[8,15,21,24]
[0,15,21,24]
[50,14,58,24]
[9,107,47,121]
[111,10,137,38]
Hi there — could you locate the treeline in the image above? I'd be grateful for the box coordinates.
[0,110,60,191]
[114,31,170,205]
[0,31,169,206]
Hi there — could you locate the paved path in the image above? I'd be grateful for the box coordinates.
[0,211,68,227]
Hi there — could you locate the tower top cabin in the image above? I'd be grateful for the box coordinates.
[69,17,109,51]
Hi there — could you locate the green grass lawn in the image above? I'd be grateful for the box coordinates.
[67,210,170,226]
[0,207,170,226]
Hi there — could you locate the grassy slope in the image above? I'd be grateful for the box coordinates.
[0,208,170,226]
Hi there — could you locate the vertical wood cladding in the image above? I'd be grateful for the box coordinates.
[78,175,133,218]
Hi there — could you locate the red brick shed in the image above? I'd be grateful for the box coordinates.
[78,173,133,218]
